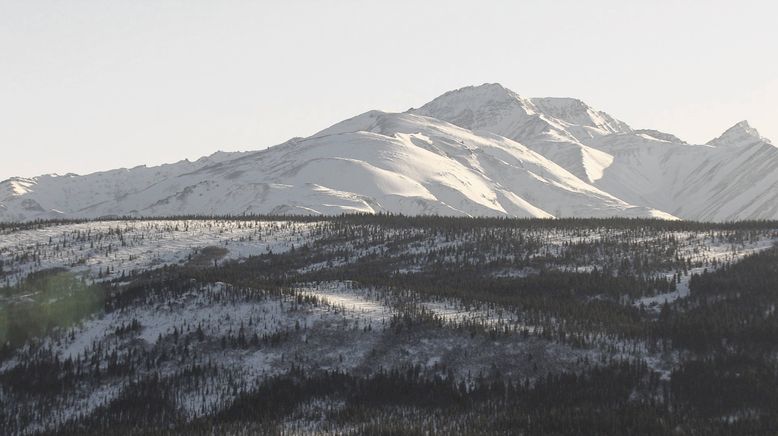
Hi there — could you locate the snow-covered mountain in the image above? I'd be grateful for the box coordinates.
[414,84,778,222]
[1,83,775,222]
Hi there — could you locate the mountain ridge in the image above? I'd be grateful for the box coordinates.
[2,83,775,222]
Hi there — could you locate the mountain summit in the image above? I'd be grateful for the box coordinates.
[707,120,770,148]
[1,84,776,222]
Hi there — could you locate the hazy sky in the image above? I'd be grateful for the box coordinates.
[1,0,776,179]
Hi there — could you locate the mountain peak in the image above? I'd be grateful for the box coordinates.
[729,120,758,135]
[450,82,515,95]
[0,177,37,198]
[470,82,516,97]
[414,84,633,146]
[419,83,524,109]
[531,96,587,110]
[410,84,539,138]
[708,120,769,147]
[633,129,687,144]
[530,97,631,134]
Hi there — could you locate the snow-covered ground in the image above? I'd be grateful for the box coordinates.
[635,235,776,309]
[10,278,594,433]
[3,220,775,293]
[0,219,322,286]
[2,219,777,434]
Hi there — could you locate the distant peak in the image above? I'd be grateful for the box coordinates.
[1,177,37,196]
[3,176,33,183]
[633,129,687,144]
[530,96,631,134]
[530,97,593,119]
[531,97,587,109]
[708,120,768,147]
[730,120,757,134]
[462,82,510,91]
[440,83,518,100]
[475,82,512,93]
[410,83,534,133]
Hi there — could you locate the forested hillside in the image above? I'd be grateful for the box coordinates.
[1,216,777,434]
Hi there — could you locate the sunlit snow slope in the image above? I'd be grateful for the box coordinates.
[414,84,778,221]
[0,111,671,221]
[1,83,775,222]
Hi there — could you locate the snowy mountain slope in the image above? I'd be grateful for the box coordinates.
[412,84,628,183]
[1,83,775,222]
[308,111,669,218]
[579,121,778,221]
[0,151,248,222]
[674,122,778,221]
[707,120,769,148]
[416,84,778,221]
[0,110,672,222]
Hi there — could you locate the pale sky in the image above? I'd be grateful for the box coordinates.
[1,0,776,180]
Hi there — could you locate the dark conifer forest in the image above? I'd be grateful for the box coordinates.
[1,216,777,434]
